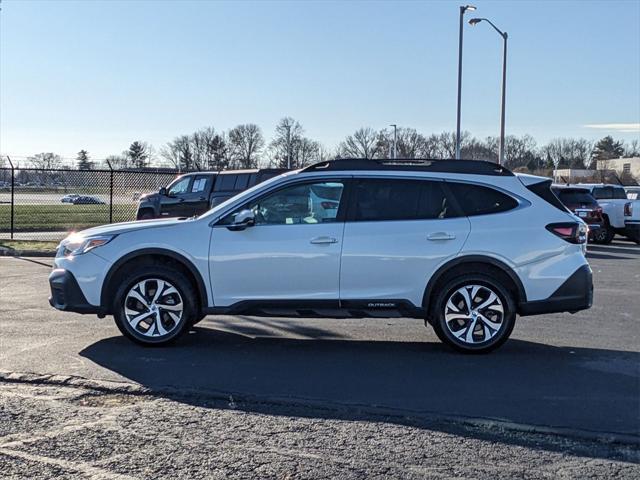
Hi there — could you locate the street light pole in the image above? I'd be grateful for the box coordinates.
[284,125,291,169]
[498,32,508,166]
[390,124,397,159]
[469,17,508,165]
[456,4,476,160]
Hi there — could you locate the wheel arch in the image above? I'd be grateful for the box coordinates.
[100,248,208,314]
[422,255,527,313]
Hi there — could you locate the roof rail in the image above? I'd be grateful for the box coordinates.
[302,158,513,176]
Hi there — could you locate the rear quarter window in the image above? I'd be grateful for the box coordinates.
[446,182,518,216]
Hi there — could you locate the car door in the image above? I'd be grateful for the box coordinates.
[161,176,193,217]
[209,179,349,307]
[339,177,470,307]
[182,175,214,215]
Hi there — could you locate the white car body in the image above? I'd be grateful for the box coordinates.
[49,159,593,352]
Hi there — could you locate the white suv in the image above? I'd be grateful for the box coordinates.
[49,159,593,353]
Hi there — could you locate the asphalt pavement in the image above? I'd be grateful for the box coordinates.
[0,240,639,478]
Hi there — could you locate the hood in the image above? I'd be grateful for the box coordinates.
[73,217,193,238]
[139,192,160,202]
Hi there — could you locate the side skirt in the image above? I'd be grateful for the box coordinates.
[202,299,427,319]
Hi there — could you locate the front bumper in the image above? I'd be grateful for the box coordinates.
[518,264,593,316]
[49,269,101,314]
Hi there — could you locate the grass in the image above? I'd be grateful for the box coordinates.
[0,204,136,232]
[0,240,59,252]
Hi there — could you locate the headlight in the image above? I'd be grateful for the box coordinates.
[59,234,116,257]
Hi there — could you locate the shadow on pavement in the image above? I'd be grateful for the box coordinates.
[79,322,640,454]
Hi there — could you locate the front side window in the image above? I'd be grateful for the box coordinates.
[167,177,191,196]
[191,176,211,193]
[446,182,518,216]
[350,179,456,222]
[221,181,345,226]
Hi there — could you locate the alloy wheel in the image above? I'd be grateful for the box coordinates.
[124,278,184,338]
[444,284,504,345]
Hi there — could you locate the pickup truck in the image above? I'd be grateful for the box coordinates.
[577,183,640,244]
[136,169,286,220]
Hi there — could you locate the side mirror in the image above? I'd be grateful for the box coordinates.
[159,187,167,196]
[227,209,255,231]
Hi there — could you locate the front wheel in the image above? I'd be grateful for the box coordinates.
[113,265,196,346]
[430,273,516,353]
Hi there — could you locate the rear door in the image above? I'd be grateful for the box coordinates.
[181,174,214,215]
[339,177,470,307]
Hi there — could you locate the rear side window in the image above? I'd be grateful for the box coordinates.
[446,182,518,216]
[592,187,612,200]
[350,179,459,222]
[215,174,237,192]
[612,187,628,200]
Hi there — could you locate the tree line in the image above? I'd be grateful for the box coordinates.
[14,117,640,173]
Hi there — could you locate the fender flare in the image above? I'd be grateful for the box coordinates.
[100,248,208,312]
[421,255,527,311]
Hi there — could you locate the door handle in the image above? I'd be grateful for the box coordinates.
[310,236,338,244]
[427,232,456,241]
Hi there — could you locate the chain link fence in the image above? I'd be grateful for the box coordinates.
[0,162,188,241]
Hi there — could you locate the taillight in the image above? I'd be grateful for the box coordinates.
[624,202,632,217]
[546,222,587,244]
[320,201,339,209]
[594,206,603,218]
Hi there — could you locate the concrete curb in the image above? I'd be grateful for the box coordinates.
[2,369,638,447]
[0,247,56,257]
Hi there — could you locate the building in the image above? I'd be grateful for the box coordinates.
[553,168,596,183]
[597,157,640,179]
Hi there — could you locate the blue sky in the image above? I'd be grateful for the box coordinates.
[1,0,639,160]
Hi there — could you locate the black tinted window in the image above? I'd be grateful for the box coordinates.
[555,190,596,205]
[447,182,518,216]
[612,187,627,199]
[216,174,237,192]
[351,179,456,221]
[592,187,611,199]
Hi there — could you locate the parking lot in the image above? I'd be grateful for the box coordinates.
[1,240,639,479]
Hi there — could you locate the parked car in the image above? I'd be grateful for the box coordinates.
[577,183,640,244]
[49,159,592,353]
[72,196,105,205]
[135,169,286,220]
[61,194,80,203]
[551,185,603,241]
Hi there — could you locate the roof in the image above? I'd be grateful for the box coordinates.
[302,158,513,177]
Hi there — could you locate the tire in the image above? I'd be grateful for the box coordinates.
[137,210,154,220]
[113,265,197,346]
[592,223,614,244]
[430,273,516,353]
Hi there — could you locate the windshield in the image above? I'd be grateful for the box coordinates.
[555,190,597,205]
[197,170,298,220]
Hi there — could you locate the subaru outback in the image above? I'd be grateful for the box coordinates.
[49,159,593,353]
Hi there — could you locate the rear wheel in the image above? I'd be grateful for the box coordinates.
[592,222,614,244]
[113,265,196,346]
[430,273,516,353]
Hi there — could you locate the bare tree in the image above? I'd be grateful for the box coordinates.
[268,117,304,168]
[161,135,194,171]
[339,127,383,159]
[27,152,62,169]
[228,124,264,169]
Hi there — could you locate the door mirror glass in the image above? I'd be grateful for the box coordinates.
[159,187,167,196]
[228,209,255,231]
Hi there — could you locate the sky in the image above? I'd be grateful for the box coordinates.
[1,0,639,162]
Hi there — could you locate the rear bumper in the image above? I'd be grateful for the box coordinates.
[623,221,640,242]
[49,269,101,314]
[518,264,593,316]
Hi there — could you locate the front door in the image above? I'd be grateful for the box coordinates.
[161,176,193,217]
[209,179,348,307]
[339,177,470,307]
